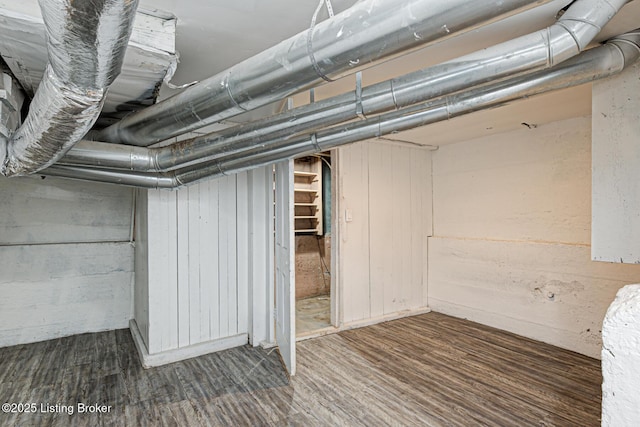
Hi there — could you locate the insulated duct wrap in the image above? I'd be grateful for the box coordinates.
[0,0,138,176]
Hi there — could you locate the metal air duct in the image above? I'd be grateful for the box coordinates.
[96,0,553,147]
[60,0,627,173]
[0,0,138,176]
[43,30,640,188]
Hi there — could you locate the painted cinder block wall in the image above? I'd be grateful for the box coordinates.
[0,176,134,347]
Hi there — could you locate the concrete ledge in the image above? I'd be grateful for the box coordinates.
[129,319,248,368]
[602,284,640,427]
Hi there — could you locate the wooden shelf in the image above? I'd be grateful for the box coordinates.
[293,159,323,235]
[294,171,317,178]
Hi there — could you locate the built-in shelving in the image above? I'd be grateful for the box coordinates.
[294,158,323,235]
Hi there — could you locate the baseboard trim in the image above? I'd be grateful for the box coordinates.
[129,320,248,368]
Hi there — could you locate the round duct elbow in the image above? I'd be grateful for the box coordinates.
[0,0,139,177]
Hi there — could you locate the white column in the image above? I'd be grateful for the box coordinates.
[592,61,640,263]
[602,285,640,427]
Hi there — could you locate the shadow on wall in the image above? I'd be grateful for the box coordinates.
[295,234,331,300]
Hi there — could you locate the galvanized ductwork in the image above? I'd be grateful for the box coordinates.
[59,0,627,174]
[44,30,640,188]
[0,0,138,176]
[96,0,553,147]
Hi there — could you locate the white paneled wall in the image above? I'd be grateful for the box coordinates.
[336,141,432,325]
[0,176,135,347]
[133,168,273,366]
[429,116,640,358]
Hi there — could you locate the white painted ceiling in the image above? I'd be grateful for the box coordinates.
[123,0,640,146]
[3,0,640,146]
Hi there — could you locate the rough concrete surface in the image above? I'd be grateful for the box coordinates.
[602,284,640,427]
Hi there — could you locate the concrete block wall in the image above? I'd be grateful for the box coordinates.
[0,176,135,347]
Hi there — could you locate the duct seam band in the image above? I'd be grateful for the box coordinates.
[224,73,248,112]
[307,0,335,83]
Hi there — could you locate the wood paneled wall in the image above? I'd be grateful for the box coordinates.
[134,167,274,359]
[336,141,432,325]
[0,176,135,347]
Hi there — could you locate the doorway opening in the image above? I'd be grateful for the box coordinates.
[293,152,335,338]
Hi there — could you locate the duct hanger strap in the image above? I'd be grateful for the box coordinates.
[324,0,335,18]
[311,133,322,152]
[307,0,335,83]
[224,73,249,112]
[355,72,367,119]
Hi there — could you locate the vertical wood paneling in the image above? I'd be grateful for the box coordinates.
[338,141,431,325]
[177,189,190,348]
[275,159,296,375]
[339,144,371,323]
[208,179,221,340]
[225,176,238,336]
[248,167,275,346]
[187,184,201,345]
[164,190,179,352]
[138,169,264,359]
[151,189,168,353]
[392,146,413,313]
[236,172,250,335]
[198,181,212,342]
[217,176,235,337]
[368,143,390,318]
[134,189,150,347]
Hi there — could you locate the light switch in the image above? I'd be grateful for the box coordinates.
[345,209,353,222]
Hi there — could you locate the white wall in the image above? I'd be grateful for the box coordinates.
[592,61,640,263]
[602,284,640,427]
[0,176,135,347]
[133,167,274,365]
[429,116,640,358]
[336,141,432,325]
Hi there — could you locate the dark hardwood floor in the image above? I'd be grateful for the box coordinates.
[0,312,601,426]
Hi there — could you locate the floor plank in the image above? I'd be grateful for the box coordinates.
[0,312,601,426]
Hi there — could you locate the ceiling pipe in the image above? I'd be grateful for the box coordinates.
[43,30,640,188]
[61,0,628,173]
[0,0,138,177]
[96,0,554,147]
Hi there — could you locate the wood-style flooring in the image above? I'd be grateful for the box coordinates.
[0,312,601,426]
[295,295,331,336]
